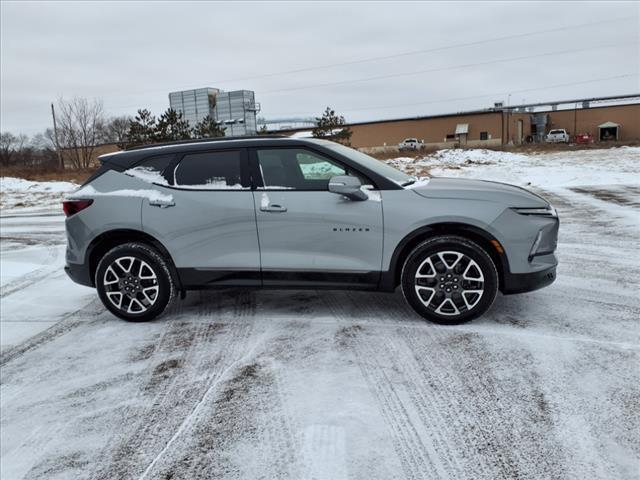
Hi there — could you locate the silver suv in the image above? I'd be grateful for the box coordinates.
[64,137,558,324]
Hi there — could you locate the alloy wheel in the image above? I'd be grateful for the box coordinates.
[103,256,159,314]
[414,250,485,316]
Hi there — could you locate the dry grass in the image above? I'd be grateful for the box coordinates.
[369,147,440,160]
[367,140,639,160]
[502,140,640,154]
[0,167,97,184]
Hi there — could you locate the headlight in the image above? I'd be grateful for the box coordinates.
[512,206,558,218]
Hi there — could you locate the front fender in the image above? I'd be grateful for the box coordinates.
[381,190,507,271]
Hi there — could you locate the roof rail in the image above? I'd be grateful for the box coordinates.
[125,135,287,151]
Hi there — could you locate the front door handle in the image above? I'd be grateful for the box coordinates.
[261,204,287,213]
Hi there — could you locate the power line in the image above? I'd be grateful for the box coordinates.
[99,16,636,101]
[185,17,636,86]
[103,41,635,113]
[262,74,638,117]
[257,42,631,94]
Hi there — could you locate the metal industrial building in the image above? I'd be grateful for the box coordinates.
[278,94,640,151]
[168,87,260,136]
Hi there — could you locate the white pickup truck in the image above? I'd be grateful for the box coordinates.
[398,138,425,151]
[545,129,570,143]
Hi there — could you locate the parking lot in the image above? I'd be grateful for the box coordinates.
[1,148,639,479]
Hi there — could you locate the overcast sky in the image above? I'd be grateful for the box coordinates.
[1,1,638,135]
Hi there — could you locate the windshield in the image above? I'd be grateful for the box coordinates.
[323,142,414,186]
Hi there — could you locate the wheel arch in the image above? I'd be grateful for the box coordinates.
[86,229,182,290]
[380,222,509,292]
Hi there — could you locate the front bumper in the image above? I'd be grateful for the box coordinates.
[501,265,556,295]
[65,262,94,288]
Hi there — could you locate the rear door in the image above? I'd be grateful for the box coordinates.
[141,148,261,287]
[250,146,383,288]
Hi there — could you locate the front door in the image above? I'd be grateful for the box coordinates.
[250,147,383,288]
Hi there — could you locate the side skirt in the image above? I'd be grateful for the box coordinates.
[177,268,380,291]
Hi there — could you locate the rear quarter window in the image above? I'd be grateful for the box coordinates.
[125,154,175,185]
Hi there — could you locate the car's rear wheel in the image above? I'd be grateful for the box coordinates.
[95,242,175,322]
[401,235,498,324]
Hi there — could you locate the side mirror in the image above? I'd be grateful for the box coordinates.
[328,175,368,201]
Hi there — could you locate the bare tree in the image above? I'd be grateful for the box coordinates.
[0,132,18,166]
[55,97,105,169]
[31,132,54,151]
[0,132,27,166]
[0,132,57,168]
[101,116,132,149]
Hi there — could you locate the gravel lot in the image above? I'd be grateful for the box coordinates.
[1,148,639,479]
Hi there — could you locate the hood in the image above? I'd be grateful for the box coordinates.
[411,177,549,207]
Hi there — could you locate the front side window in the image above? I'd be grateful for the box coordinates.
[174,150,245,189]
[257,149,349,190]
[322,142,411,186]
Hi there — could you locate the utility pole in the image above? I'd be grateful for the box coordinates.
[51,102,64,170]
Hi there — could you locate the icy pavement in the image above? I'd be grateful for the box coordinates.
[1,148,639,479]
[0,213,95,350]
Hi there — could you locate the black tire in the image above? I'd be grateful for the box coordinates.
[95,242,175,322]
[401,235,498,325]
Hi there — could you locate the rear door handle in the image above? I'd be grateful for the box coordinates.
[261,204,287,213]
[149,199,175,208]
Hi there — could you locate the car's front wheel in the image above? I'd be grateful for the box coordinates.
[95,242,175,322]
[401,235,498,324]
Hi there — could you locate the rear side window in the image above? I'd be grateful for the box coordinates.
[174,150,245,189]
[126,154,174,185]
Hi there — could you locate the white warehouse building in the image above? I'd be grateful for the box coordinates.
[168,87,260,136]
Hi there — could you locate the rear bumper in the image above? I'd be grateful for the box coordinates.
[65,262,94,288]
[501,265,556,295]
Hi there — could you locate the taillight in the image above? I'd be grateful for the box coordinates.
[63,199,93,217]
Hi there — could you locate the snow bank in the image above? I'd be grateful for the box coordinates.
[428,148,530,165]
[1,177,79,213]
[1,177,78,193]
[386,147,640,189]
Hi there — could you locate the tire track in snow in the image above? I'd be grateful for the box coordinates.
[0,242,60,298]
[0,297,104,368]
[89,316,255,480]
[399,327,523,479]
[400,326,570,479]
[378,330,492,479]
[146,333,299,480]
[344,325,447,480]
[135,330,267,480]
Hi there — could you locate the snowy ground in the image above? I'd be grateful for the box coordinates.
[1,147,639,479]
